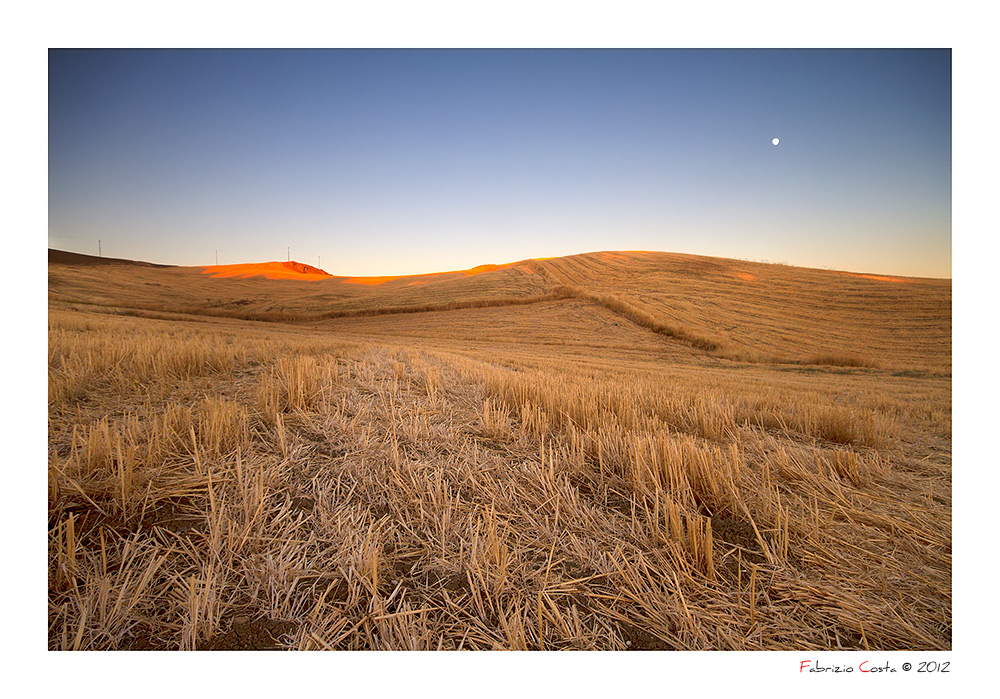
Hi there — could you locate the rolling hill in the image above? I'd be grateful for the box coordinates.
[48,248,951,372]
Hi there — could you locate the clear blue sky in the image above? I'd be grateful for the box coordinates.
[48,48,951,278]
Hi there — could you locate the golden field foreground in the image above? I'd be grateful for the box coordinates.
[48,250,951,650]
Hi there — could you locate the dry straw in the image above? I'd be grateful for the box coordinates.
[47,250,950,650]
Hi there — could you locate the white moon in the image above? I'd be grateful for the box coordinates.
[772,137,780,146]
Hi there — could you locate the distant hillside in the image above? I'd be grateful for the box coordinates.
[49,249,176,268]
[47,248,951,372]
[200,261,332,280]
[529,251,951,370]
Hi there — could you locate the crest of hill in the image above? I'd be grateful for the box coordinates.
[200,260,332,281]
[49,249,175,268]
[197,258,543,284]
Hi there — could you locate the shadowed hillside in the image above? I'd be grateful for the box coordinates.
[48,249,176,268]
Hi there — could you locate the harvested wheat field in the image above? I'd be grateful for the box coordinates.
[48,249,951,651]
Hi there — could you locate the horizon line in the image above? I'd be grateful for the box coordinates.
[46,247,953,282]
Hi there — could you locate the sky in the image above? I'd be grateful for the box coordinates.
[48,48,951,278]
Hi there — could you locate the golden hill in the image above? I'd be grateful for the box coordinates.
[49,249,950,372]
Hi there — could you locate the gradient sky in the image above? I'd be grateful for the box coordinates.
[48,49,951,278]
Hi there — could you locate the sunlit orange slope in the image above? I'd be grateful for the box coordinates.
[198,258,553,284]
[839,271,911,283]
[200,261,332,281]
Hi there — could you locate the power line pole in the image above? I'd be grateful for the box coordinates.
[287,247,290,262]
[98,240,102,258]
[215,250,218,266]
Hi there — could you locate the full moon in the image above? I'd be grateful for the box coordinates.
[772,137,780,146]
